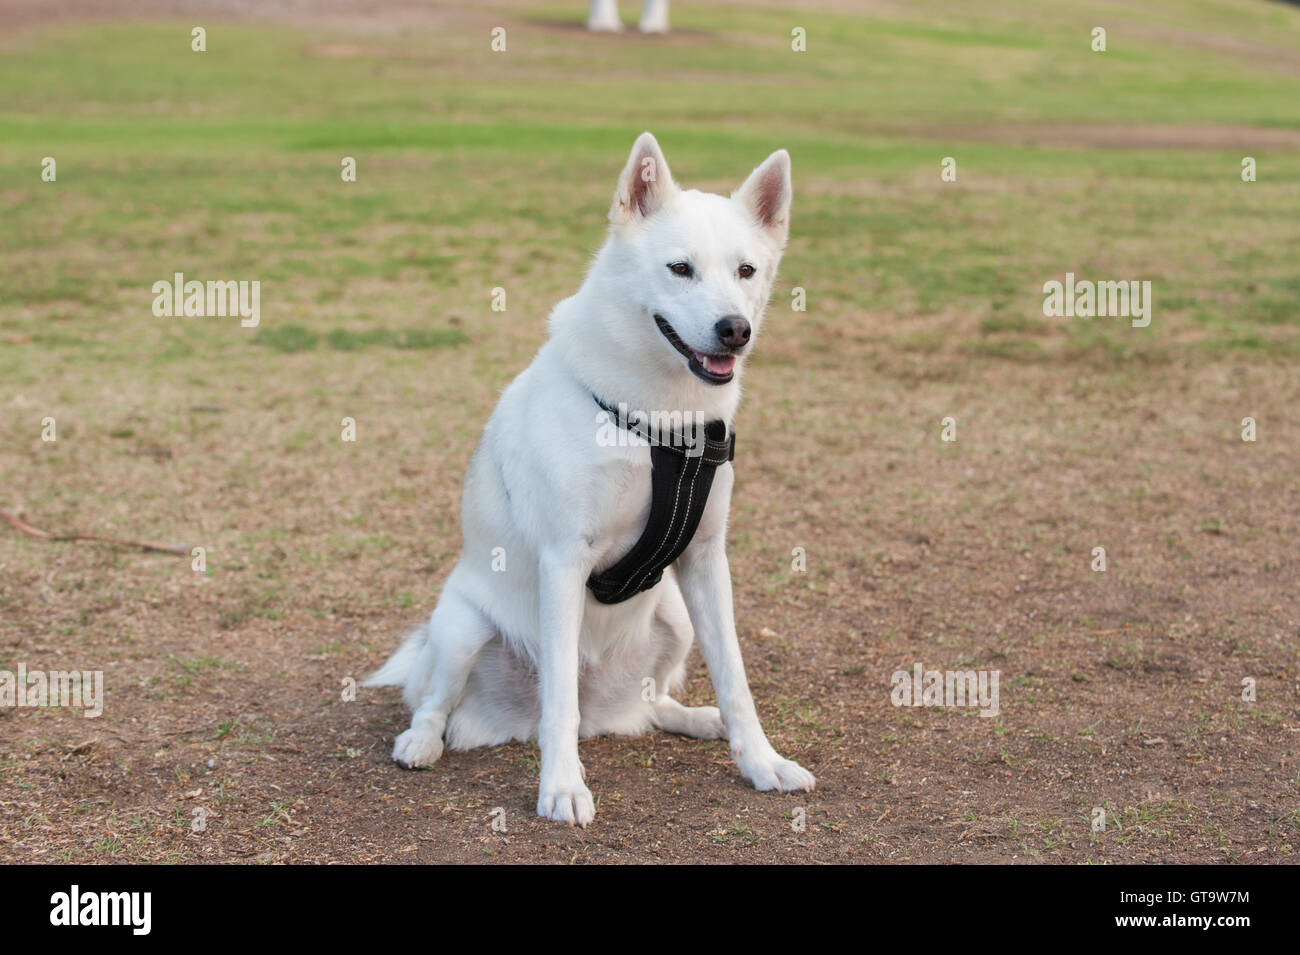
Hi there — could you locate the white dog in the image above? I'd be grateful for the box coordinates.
[366,132,814,826]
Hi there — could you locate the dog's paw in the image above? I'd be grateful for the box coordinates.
[392,727,444,769]
[737,747,815,793]
[537,780,596,827]
[653,700,728,739]
[685,705,728,740]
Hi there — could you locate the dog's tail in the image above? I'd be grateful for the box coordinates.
[362,623,429,693]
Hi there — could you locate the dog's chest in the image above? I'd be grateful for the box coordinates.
[589,449,655,574]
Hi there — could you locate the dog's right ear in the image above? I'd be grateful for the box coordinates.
[610,132,678,226]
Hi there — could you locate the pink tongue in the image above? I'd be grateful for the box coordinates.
[696,352,736,376]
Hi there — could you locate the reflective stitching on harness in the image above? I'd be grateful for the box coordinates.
[607,442,695,602]
[619,445,703,600]
[586,394,734,605]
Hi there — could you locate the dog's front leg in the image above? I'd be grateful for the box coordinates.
[677,537,815,793]
[535,550,596,826]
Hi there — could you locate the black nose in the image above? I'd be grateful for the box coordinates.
[714,316,751,349]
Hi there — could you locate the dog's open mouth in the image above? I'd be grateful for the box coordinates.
[654,314,737,385]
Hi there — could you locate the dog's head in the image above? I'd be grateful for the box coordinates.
[601,131,791,388]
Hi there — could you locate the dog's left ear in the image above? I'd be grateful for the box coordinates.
[734,149,792,243]
[611,132,679,226]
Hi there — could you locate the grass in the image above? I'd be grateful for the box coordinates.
[2,2,1299,394]
[253,323,469,353]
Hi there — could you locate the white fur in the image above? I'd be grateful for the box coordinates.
[365,132,813,826]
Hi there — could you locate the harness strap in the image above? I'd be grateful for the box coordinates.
[591,396,734,465]
[586,396,734,604]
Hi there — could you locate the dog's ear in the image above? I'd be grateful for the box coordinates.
[734,149,792,242]
[610,132,678,226]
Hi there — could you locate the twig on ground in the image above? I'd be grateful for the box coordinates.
[0,508,190,555]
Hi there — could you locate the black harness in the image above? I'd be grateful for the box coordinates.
[586,396,735,604]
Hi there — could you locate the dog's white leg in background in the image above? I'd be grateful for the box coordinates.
[535,551,596,826]
[648,583,726,738]
[652,696,727,738]
[677,539,816,792]
[587,0,622,31]
[638,0,669,33]
[391,591,495,769]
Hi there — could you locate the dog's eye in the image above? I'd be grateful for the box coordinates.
[737,264,756,279]
[667,262,693,278]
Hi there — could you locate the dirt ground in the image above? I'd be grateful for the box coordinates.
[1,1,1297,864]
[5,345,1296,863]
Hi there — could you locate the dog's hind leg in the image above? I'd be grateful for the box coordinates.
[391,590,496,769]
[647,579,727,740]
[651,695,727,739]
